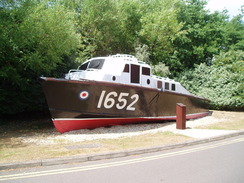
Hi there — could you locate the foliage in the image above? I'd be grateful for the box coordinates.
[224,14,244,51]
[172,1,226,69]
[77,0,121,59]
[0,0,80,115]
[176,49,244,110]
[73,0,182,64]
[137,0,183,64]
[172,0,244,111]
[134,43,150,63]
[1,0,244,115]
[152,63,170,77]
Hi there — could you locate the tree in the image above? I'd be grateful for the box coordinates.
[138,0,183,65]
[73,0,182,64]
[171,0,229,75]
[224,12,244,51]
[77,0,122,59]
[0,0,80,115]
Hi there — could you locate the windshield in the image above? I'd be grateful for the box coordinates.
[88,59,105,69]
[78,59,105,70]
[79,62,89,70]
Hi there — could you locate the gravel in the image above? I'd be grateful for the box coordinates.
[20,115,228,145]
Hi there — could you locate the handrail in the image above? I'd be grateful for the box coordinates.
[68,69,83,74]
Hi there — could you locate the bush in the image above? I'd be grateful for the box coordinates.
[0,1,80,115]
[176,52,244,110]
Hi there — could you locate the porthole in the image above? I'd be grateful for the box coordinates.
[147,79,150,85]
[112,76,116,81]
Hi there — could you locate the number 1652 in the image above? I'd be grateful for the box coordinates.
[97,90,139,111]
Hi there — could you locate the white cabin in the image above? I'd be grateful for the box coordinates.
[65,54,191,95]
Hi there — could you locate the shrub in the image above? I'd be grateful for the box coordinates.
[176,56,244,110]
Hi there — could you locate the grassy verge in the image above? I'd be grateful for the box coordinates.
[196,111,244,130]
[0,132,190,164]
[197,120,244,130]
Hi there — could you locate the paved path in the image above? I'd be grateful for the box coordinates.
[173,129,237,139]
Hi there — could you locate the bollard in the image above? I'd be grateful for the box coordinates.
[176,103,186,130]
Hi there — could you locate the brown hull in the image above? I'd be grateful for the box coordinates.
[40,77,210,133]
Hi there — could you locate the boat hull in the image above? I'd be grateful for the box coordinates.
[40,77,210,133]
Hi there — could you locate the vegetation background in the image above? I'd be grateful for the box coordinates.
[0,0,243,118]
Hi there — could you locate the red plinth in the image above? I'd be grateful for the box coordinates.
[176,103,186,130]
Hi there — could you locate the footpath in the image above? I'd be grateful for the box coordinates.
[1,128,244,171]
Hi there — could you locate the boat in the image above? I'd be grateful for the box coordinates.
[40,54,210,133]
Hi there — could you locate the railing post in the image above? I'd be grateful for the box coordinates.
[176,103,186,130]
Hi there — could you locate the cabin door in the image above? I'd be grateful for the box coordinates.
[130,64,140,84]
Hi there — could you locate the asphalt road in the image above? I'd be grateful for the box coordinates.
[1,135,244,183]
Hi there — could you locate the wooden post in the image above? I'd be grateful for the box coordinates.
[176,103,186,130]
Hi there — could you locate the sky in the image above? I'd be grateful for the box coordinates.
[205,0,243,18]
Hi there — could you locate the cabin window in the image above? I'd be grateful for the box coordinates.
[165,82,169,90]
[131,64,140,84]
[157,81,162,88]
[142,67,150,76]
[88,59,105,69]
[79,62,89,70]
[123,64,129,73]
[172,84,176,91]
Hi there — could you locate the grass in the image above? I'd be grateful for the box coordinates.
[93,131,190,150]
[197,120,244,130]
[0,110,243,164]
[0,132,189,164]
[196,110,244,130]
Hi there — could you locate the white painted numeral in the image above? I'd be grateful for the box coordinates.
[116,92,129,109]
[97,90,106,108]
[126,94,139,111]
[97,91,139,111]
[104,92,118,109]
